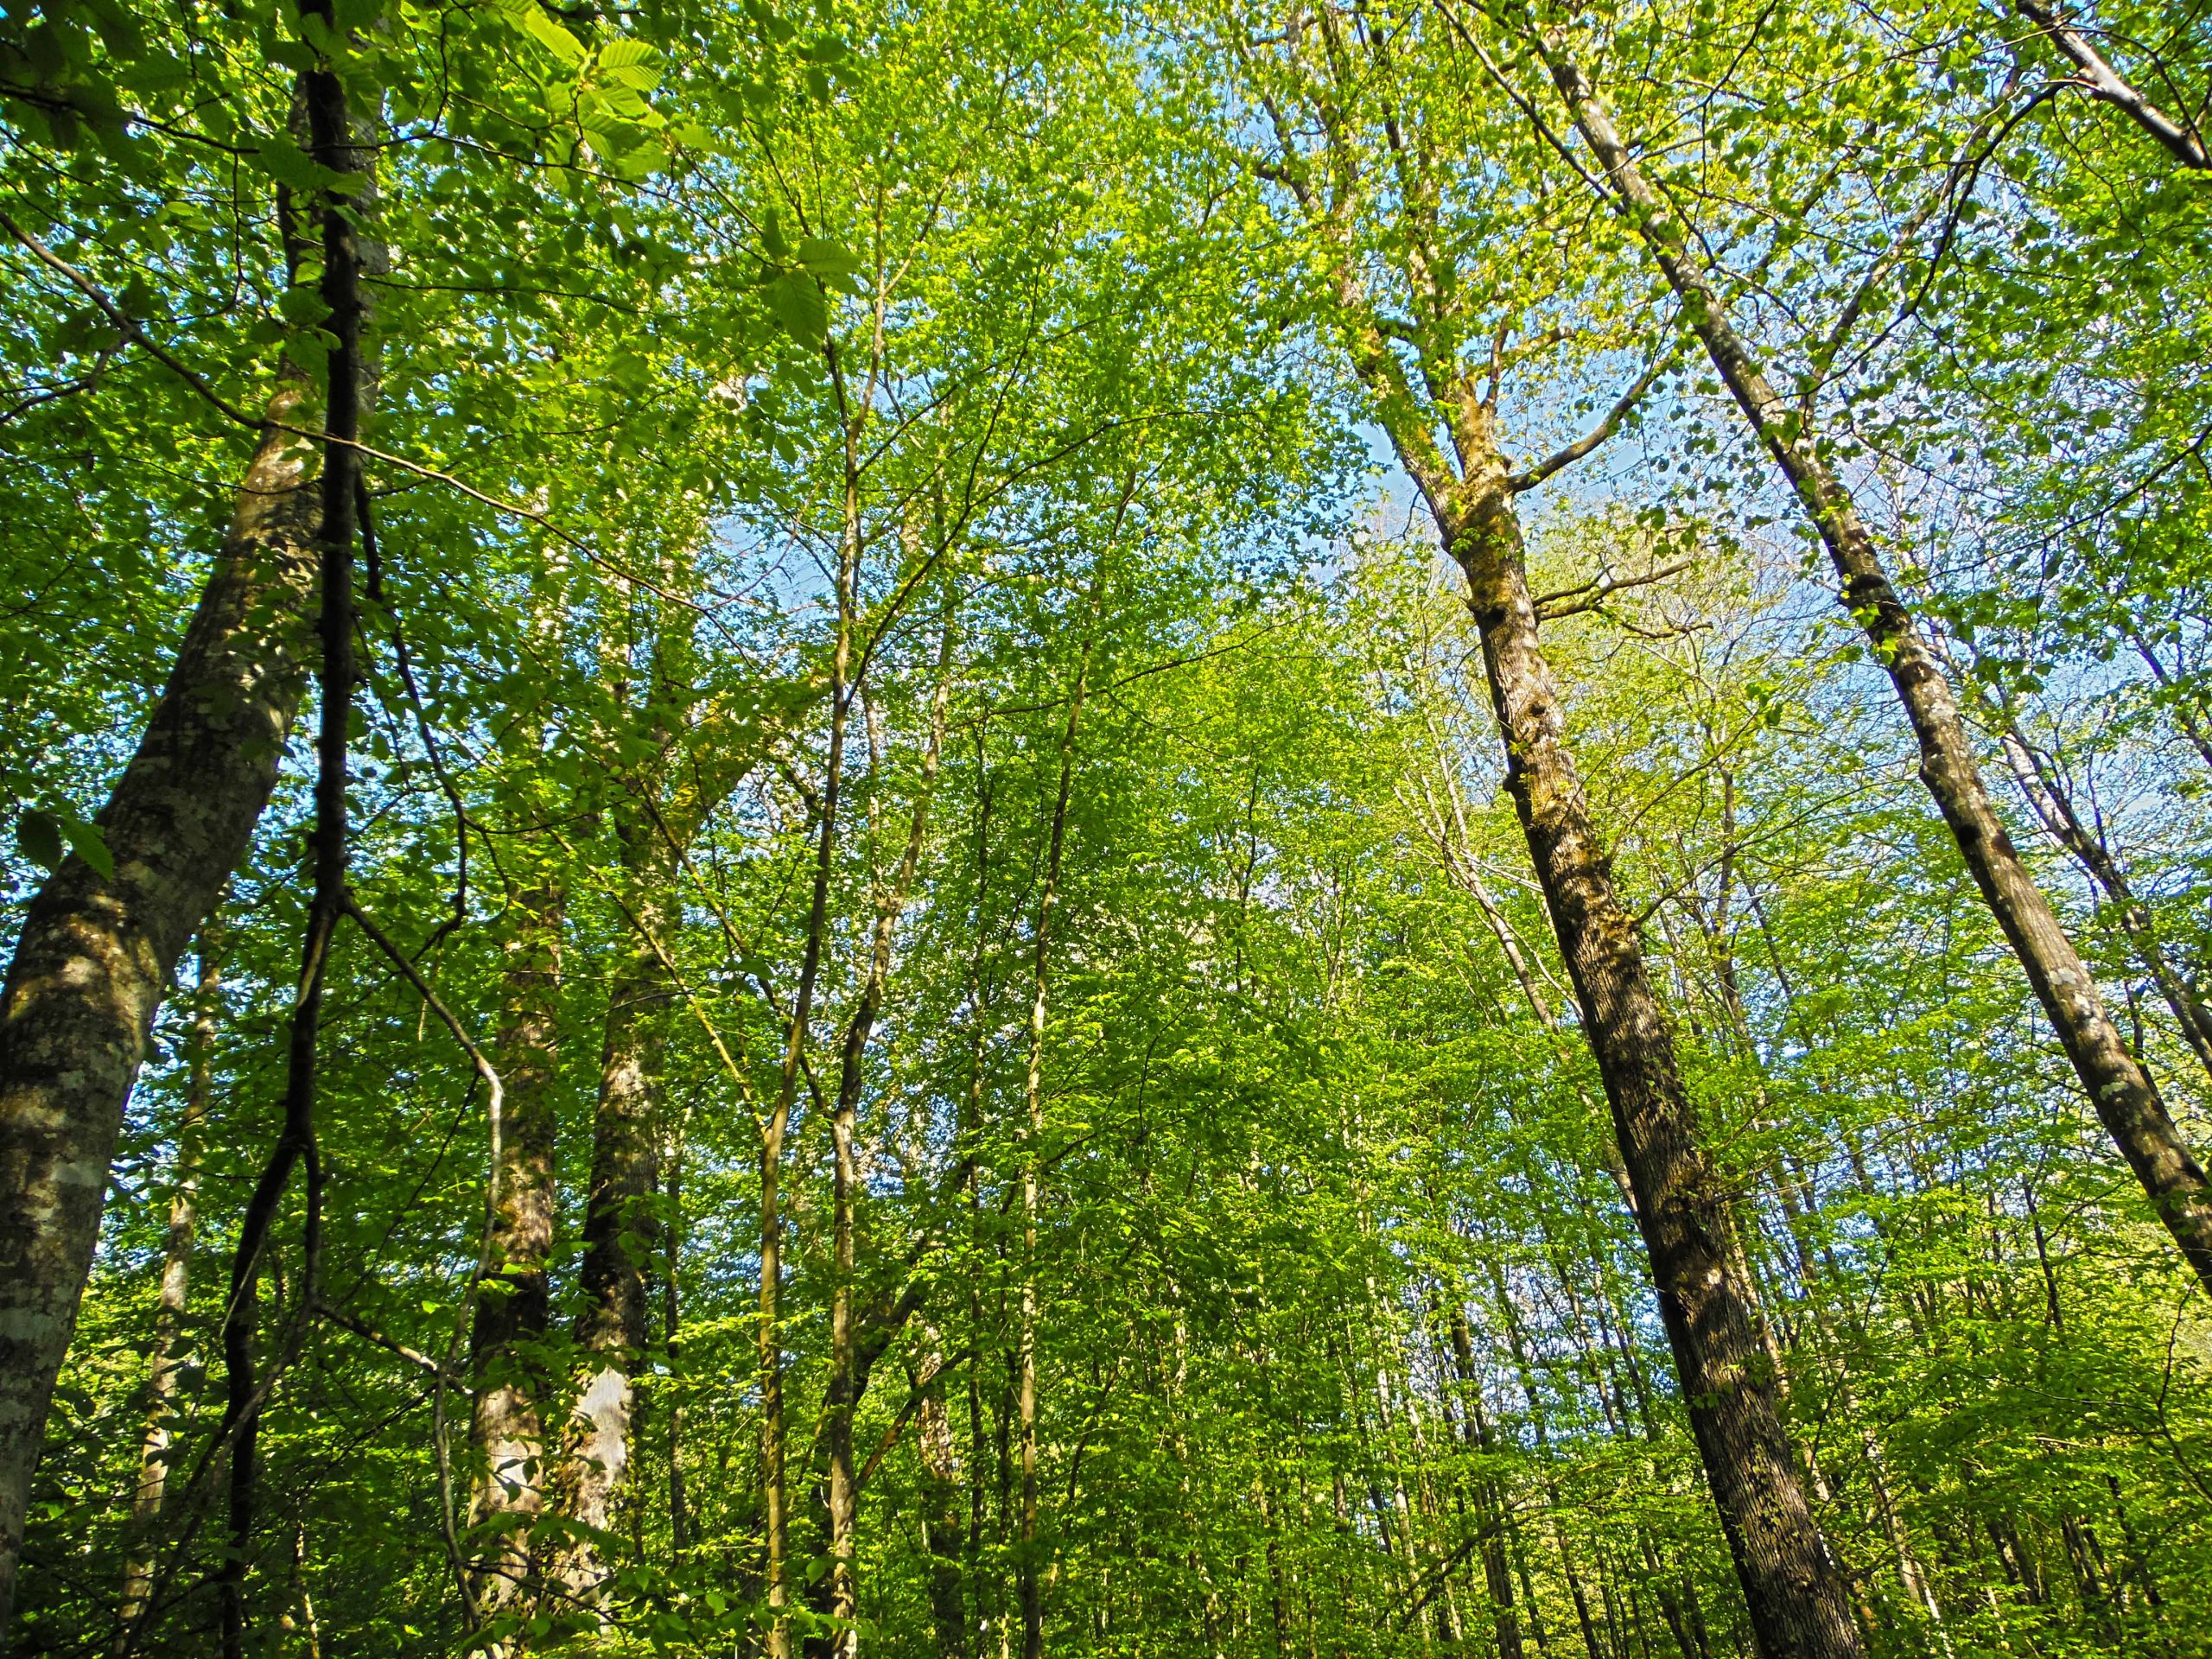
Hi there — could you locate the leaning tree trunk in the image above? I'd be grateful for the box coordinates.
[1414,400,1862,1659]
[1535,33,2212,1300]
[467,881,563,1615]
[0,375,319,1642]
[0,86,383,1638]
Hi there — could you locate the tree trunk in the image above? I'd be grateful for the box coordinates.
[0,322,321,1656]
[1017,607,1096,1659]
[763,531,857,1659]
[1416,405,1860,1658]
[1440,1300,1524,1659]
[0,67,383,1634]
[1535,35,2212,1300]
[916,1338,970,1658]
[544,869,669,1605]
[822,608,956,1656]
[111,924,221,1651]
[467,882,563,1615]
[216,57,369,1656]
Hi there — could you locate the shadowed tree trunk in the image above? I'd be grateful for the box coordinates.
[0,79,382,1635]
[915,1333,969,1658]
[0,333,320,1652]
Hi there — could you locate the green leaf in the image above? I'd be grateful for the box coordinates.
[520,6,587,67]
[15,810,63,874]
[765,270,826,343]
[60,816,111,878]
[255,132,325,194]
[797,236,858,282]
[596,36,662,90]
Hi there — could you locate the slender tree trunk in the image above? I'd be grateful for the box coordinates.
[467,882,563,1614]
[821,607,957,1656]
[763,525,858,1659]
[664,1140,689,1560]
[1440,1300,1524,1659]
[111,925,221,1651]
[1535,36,2212,1300]
[916,1335,970,1658]
[213,59,367,1656]
[1016,607,1096,1659]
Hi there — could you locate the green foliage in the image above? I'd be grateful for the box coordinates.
[7,0,2212,1654]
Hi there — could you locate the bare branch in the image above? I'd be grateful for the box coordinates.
[1532,558,1691,621]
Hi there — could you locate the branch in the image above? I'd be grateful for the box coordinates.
[1508,340,1681,491]
[2016,0,2209,168]
[312,1300,447,1377]
[1532,558,1690,621]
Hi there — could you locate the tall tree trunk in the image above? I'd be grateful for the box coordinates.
[1535,35,2212,1300]
[821,608,956,1656]
[0,264,326,1655]
[916,1335,970,1659]
[1408,400,1860,1656]
[467,881,563,1615]
[1440,1300,1524,1659]
[1016,605,1096,1659]
[111,923,221,1652]
[664,1136,689,1561]
[762,522,857,1659]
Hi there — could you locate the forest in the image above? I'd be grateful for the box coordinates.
[3,0,2211,1653]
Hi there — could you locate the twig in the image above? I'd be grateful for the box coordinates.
[342,893,504,1632]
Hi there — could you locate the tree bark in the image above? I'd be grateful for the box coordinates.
[0,66,384,1635]
[111,924,221,1652]
[1535,34,2212,1300]
[467,881,563,1615]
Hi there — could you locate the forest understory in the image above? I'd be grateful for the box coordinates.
[4,0,2212,1655]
